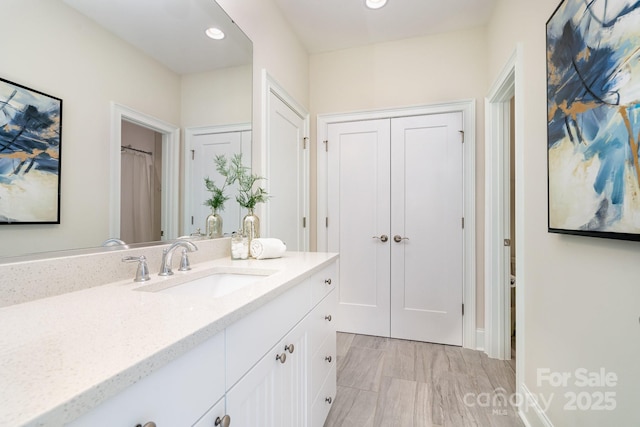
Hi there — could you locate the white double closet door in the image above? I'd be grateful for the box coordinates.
[327,112,463,346]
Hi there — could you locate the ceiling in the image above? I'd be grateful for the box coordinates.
[62,0,252,75]
[271,0,498,53]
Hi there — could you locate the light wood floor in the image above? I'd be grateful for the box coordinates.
[324,333,524,427]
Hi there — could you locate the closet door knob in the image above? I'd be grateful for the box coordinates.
[373,235,389,242]
[393,235,409,243]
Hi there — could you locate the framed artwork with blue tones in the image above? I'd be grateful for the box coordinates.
[547,0,640,241]
[0,78,62,224]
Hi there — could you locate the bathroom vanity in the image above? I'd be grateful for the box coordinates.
[0,244,337,426]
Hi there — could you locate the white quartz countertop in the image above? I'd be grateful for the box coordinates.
[0,251,338,426]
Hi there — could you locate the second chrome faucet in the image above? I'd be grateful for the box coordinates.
[158,241,198,276]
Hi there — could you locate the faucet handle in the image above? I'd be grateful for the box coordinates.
[122,255,151,282]
[178,248,191,272]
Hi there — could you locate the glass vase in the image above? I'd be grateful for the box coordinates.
[206,208,223,238]
[242,208,260,250]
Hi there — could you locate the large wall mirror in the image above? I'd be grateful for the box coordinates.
[0,0,252,259]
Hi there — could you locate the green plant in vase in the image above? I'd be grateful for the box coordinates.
[203,155,232,238]
[229,153,269,246]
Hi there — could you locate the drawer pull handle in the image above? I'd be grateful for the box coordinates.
[136,423,156,427]
[276,353,287,364]
[325,397,333,404]
[215,415,231,427]
[324,278,332,285]
[285,344,295,354]
[325,314,332,322]
[325,355,332,363]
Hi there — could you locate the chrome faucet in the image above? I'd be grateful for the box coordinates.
[158,241,198,276]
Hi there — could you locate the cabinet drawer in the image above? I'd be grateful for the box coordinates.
[68,332,225,427]
[308,289,337,357]
[310,332,336,401]
[311,364,337,427]
[226,279,311,389]
[310,262,337,308]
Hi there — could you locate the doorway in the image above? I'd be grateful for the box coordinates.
[109,103,180,242]
[183,124,251,237]
[317,101,477,348]
[327,113,464,345]
[262,71,310,251]
[485,46,525,399]
[120,121,162,243]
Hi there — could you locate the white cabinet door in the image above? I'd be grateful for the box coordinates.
[226,318,309,427]
[327,119,391,337]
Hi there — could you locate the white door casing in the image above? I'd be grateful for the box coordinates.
[327,119,392,337]
[110,103,180,241]
[183,124,251,237]
[390,113,464,345]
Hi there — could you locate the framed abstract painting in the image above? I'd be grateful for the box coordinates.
[547,0,640,241]
[0,78,62,224]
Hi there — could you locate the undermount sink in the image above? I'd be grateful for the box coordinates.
[137,269,276,298]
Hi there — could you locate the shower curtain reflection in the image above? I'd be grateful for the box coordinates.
[120,149,155,243]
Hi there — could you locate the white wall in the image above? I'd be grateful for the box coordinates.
[180,65,252,128]
[309,26,488,327]
[0,0,181,257]
[488,1,640,425]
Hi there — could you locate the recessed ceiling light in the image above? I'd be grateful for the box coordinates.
[205,27,225,40]
[365,0,387,10]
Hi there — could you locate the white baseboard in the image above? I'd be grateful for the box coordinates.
[518,384,554,427]
[475,328,485,351]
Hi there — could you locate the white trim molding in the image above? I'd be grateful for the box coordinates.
[485,43,527,415]
[316,100,477,349]
[110,103,180,241]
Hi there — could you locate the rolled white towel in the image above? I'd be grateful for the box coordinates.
[250,238,287,259]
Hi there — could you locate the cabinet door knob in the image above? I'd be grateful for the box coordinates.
[285,344,295,354]
[136,423,156,427]
[325,314,332,322]
[325,397,333,404]
[215,415,231,427]
[276,353,287,364]
[324,278,332,285]
[325,355,332,363]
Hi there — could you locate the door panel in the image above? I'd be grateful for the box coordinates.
[390,113,463,345]
[189,131,250,236]
[267,93,306,250]
[327,119,391,337]
[327,112,464,345]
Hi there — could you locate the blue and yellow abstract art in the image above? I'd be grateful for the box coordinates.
[0,78,62,224]
[547,0,640,240]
